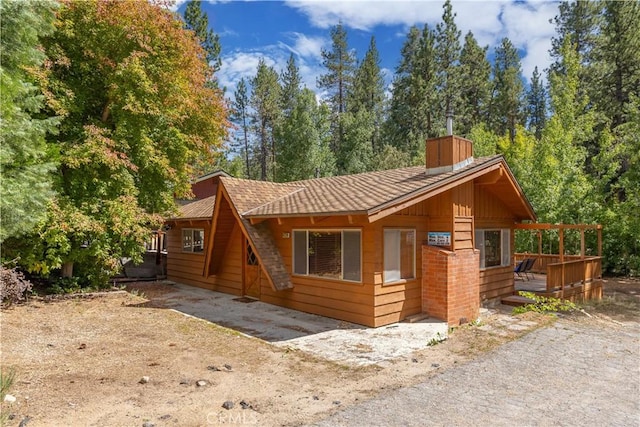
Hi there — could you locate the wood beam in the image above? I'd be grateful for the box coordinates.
[473,168,503,185]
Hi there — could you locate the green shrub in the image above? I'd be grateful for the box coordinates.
[512,291,578,314]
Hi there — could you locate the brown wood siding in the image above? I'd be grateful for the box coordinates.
[264,216,376,326]
[474,185,516,224]
[453,181,473,217]
[166,220,213,289]
[209,194,236,275]
[475,187,517,302]
[479,266,513,301]
[454,216,474,250]
[426,136,473,169]
[167,220,242,295]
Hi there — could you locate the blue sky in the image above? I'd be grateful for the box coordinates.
[173,1,559,98]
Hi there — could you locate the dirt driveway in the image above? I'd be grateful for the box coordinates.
[1,278,638,426]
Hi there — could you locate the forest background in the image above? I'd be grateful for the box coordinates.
[1,0,638,290]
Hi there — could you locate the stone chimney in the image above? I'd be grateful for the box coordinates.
[425,135,474,175]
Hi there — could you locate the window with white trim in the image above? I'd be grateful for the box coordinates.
[384,229,416,283]
[182,228,204,253]
[293,230,361,282]
[475,229,510,268]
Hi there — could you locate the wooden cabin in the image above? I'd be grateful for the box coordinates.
[166,135,538,327]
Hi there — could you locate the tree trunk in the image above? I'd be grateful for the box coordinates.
[61,261,74,278]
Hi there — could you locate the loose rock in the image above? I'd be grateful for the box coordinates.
[222,401,234,410]
[239,400,253,410]
[206,365,221,371]
[4,394,16,403]
[196,380,207,387]
[139,376,150,384]
[224,364,233,371]
[142,422,155,427]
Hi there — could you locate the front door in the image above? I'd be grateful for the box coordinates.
[243,240,261,299]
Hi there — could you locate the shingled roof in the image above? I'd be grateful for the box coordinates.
[222,155,518,220]
[171,195,216,220]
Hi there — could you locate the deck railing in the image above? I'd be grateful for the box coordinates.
[514,253,583,274]
[546,256,602,296]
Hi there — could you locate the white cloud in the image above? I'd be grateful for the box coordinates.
[285,0,559,79]
[500,1,556,78]
[218,45,324,98]
[288,32,327,59]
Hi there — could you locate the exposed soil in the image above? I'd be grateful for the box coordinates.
[1,278,637,427]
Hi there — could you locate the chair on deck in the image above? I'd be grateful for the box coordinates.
[514,260,527,281]
[522,257,537,280]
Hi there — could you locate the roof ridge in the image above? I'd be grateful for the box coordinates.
[242,186,306,216]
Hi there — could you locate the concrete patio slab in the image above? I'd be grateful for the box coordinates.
[143,282,448,366]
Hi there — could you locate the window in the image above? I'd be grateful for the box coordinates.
[293,230,361,282]
[182,228,204,253]
[384,229,416,283]
[475,229,510,269]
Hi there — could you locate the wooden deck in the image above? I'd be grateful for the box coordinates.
[512,271,603,302]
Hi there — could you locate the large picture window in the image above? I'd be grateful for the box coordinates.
[293,230,361,282]
[475,229,510,269]
[182,228,204,253]
[384,229,416,283]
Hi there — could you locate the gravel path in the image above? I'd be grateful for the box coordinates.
[314,319,640,427]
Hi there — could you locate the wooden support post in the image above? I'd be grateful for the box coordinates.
[580,229,585,259]
[597,227,602,257]
[559,228,565,299]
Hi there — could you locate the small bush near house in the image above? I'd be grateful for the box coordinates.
[512,291,578,315]
[0,265,33,306]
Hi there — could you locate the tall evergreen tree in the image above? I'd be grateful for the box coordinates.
[458,31,491,136]
[385,24,439,161]
[550,0,600,70]
[593,1,640,129]
[490,38,525,143]
[434,0,461,133]
[317,23,356,168]
[250,59,281,181]
[526,66,547,140]
[0,0,58,242]
[183,0,222,82]
[230,78,251,178]
[276,89,335,182]
[349,36,385,153]
[279,54,302,115]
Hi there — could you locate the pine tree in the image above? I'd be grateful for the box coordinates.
[385,24,439,161]
[230,78,252,178]
[435,0,461,132]
[550,0,600,70]
[490,38,525,143]
[317,23,356,168]
[276,89,336,181]
[594,1,640,129]
[280,54,302,115]
[183,0,222,84]
[0,0,58,242]
[458,31,491,136]
[349,36,385,153]
[526,66,547,139]
[250,59,281,181]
